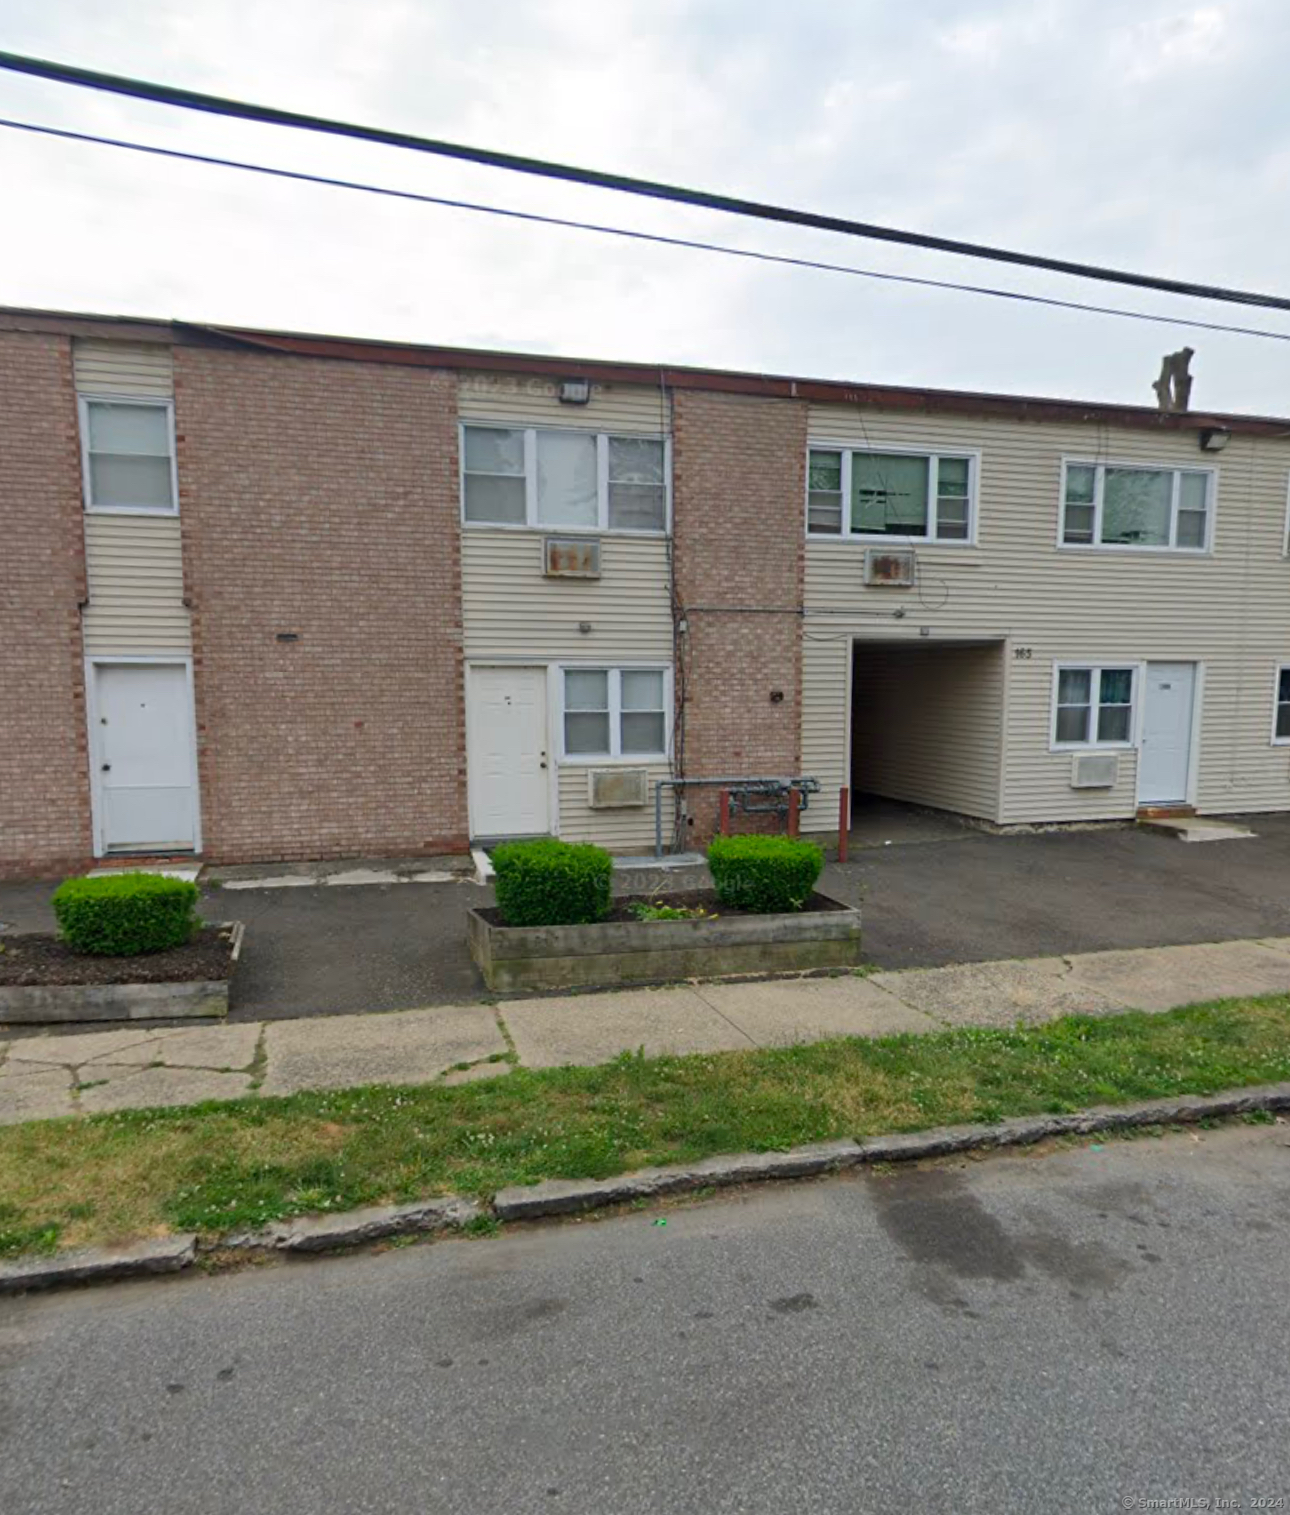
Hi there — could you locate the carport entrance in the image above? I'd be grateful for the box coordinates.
[848,638,1007,827]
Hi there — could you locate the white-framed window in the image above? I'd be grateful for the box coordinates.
[560,666,670,760]
[79,396,178,514]
[462,424,669,533]
[1273,665,1290,744]
[807,445,977,543]
[1060,460,1213,551]
[1051,663,1137,749]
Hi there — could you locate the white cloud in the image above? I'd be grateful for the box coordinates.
[1,0,1289,412]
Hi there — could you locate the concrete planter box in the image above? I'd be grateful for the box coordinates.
[0,923,243,1026]
[468,896,861,993]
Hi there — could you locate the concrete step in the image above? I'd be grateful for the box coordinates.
[1140,816,1256,843]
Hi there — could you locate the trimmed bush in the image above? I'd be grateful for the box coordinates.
[52,872,201,957]
[707,835,824,914]
[492,840,613,927]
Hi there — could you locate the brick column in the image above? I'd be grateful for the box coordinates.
[671,388,807,841]
[0,331,93,877]
[175,346,467,863]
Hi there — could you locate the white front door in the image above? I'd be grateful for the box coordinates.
[1138,662,1197,805]
[93,663,199,853]
[467,666,550,838]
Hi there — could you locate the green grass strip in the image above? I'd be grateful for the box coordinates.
[3,994,1290,1258]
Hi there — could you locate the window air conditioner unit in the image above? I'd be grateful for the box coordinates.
[1070,752,1119,789]
[588,768,648,809]
[544,537,601,578]
[863,548,916,586]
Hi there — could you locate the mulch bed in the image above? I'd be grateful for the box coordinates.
[479,890,849,928]
[0,927,236,987]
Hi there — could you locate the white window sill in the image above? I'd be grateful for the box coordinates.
[806,533,977,548]
[559,754,669,766]
[1049,742,1136,755]
[1057,543,1211,558]
[462,521,669,539]
[85,505,180,518]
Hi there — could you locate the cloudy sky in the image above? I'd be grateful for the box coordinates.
[3,0,1290,412]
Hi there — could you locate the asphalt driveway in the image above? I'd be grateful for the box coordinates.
[5,812,1290,1022]
[824,810,1290,970]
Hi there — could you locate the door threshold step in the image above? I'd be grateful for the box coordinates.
[1139,816,1256,843]
[86,864,203,880]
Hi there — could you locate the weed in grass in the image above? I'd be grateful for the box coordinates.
[463,1214,501,1238]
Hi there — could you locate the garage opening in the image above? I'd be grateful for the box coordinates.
[849,638,1007,833]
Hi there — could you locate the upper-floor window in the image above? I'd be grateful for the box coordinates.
[807,447,976,543]
[561,666,670,759]
[79,397,177,514]
[462,425,668,534]
[1061,460,1213,552]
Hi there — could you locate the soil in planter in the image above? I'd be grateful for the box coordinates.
[479,889,850,928]
[0,927,236,987]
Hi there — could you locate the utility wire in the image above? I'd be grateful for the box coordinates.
[6,115,1290,348]
[2,47,1289,316]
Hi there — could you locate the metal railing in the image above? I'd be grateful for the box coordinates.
[653,776,820,858]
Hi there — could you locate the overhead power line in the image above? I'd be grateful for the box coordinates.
[7,114,1290,348]
[2,48,1289,316]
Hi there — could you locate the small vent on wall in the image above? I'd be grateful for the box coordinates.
[863,548,916,587]
[588,768,648,809]
[1071,752,1119,789]
[545,537,602,578]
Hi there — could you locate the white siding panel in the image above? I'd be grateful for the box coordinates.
[82,516,191,654]
[459,372,670,433]
[802,404,1290,825]
[462,531,673,660]
[800,632,850,833]
[557,763,676,852]
[73,340,173,398]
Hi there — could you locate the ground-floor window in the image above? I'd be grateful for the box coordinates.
[1051,663,1136,748]
[560,666,670,760]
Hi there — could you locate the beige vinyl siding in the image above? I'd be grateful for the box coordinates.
[73,340,173,398]
[802,403,1290,826]
[463,532,672,660]
[73,340,191,656]
[557,762,676,852]
[850,642,1003,821]
[462,531,674,846]
[81,516,190,654]
[459,372,670,434]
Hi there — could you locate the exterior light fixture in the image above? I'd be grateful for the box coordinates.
[558,377,592,405]
[1199,427,1231,453]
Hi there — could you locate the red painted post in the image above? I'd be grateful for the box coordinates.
[837,787,850,863]
[718,788,731,836]
[787,787,800,837]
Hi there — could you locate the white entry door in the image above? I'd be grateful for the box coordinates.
[467,666,550,838]
[1138,662,1197,805]
[93,663,200,853]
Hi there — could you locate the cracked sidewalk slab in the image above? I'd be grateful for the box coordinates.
[1061,940,1290,1012]
[259,1003,507,1095]
[503,986,753,1069]
[870,957,1129,1026]
[694,975,940,1045]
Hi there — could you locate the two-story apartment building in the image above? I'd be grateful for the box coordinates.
[5,303,1290,879]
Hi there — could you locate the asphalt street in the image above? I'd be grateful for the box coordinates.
[3,1123,1289,1514]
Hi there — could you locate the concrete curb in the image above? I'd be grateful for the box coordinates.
[0,1234,197,1294]
[219,1196,481,1253]
[4,1082,1288,1292]
[493,1082,1290,1220]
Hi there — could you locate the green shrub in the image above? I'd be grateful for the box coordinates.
[52,873,200,957]
[492,840,613,927]
[707,835,824,914]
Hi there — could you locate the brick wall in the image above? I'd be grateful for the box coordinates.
[0,331,92,878]
[671,389,807,840]
[176,347,467,863]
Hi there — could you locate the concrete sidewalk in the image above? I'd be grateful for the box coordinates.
[4,935,1290,1124]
